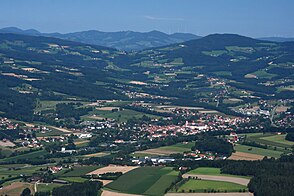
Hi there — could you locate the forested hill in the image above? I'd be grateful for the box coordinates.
[0,33,293,121]
[129,33,294,84]
[0,27,201,51]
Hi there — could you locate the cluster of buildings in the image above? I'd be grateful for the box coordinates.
[131,156,175,165]
[0,118,19,130]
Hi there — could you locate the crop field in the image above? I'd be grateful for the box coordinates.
[234,144,283,158]
[241,133,293,149]
[186,167,251,179]
[60,165,101,177]
[133,142,194,157]
[0,182,34,196]
[106,167,179,195]
[228,151,264,160]
[83,152,109,157]
[261,134,294,146]
[187,167,221,175]
[59,177,88,183]
[88,165,138,175]
[174,179,247,193]
[234,133,293,159]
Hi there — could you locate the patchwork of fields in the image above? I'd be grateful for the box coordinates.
[173,179,247,193]
[233,133,293,159]
[106,167,179,195]
[133,142,194,157]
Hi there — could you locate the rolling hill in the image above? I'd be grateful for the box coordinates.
[0,33,293,121]
[0,27,200,51]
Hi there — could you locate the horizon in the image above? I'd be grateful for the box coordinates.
[0,0,293,38]
[1,26,293,39]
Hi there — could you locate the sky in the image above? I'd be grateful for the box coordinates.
[0,0,293,37]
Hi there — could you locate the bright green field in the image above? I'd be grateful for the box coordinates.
[234,144,283,158]
[106,167,179,195]
[241,133,293,149]
[60,165,101,177]
[0,165,45,179]
[187,167,221,175]
[132,142,195,157]
[175,179,247,193]
[187,167,251,179]
[59,177,88,183]
[84,109,159,122]
[261,134,294,146]
[156,142,195,152]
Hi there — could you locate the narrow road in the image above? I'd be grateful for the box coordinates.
[182,174,250,186]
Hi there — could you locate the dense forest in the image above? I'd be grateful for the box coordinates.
[192,136,234,156]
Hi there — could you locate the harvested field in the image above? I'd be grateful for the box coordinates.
[244,74,257,79]
[49,126,72,133]
[0,140,15,147]
[83,152,109,157]
[182,174,250,186]
[102,189,141,196]
[87,115,105,120]
[0,182,35,195]
[198,110,219,114]
[228,152,264,160]
[129,81,147,85]
[275,106,289,113]
[88,165,138,175]
[96,107,120,111]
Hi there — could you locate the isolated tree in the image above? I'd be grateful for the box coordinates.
[21,188,31,196]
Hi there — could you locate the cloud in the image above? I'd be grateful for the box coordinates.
[144,15,184,21]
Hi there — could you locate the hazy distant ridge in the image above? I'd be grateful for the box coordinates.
[0,27,201,51]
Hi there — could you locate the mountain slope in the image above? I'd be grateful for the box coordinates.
[0,27,201,51]
[0,33,293,121]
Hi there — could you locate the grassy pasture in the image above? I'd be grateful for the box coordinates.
[261,134,294,147]
[86,108,159,122]
[0,150,48,163]
[132,142,194,157]
[242,133,293,149]
[187,167,220,175]
[106,167,179,195]
[59,177,88,183]
[174,179,247,193]
[187,167,251,179]
[60,165,101,177]
[0,165,44,179]
[234,144,283,158]
[156,142,194,153]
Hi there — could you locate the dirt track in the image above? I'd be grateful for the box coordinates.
[166,193,253,196]
[182,174,250,186]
